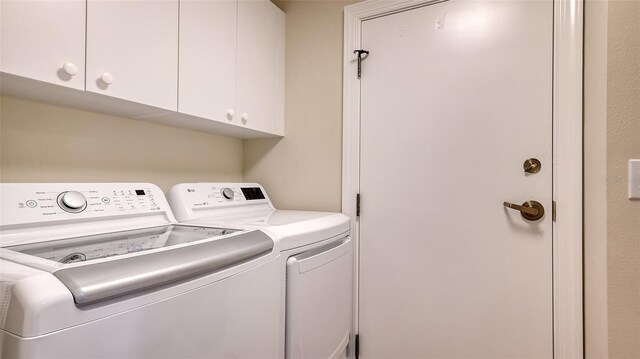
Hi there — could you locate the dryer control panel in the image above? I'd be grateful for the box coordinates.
[168,183,273,222]
[214,186,266,202]
[0,183,173,228]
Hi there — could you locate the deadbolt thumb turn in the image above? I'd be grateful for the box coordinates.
[523,158,542,174]
[503,200,545,221]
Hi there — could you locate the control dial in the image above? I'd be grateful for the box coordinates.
[57,191,88,213]
[221,187,235,201]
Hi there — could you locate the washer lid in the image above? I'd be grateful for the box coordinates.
[5,226,273,306]
[6,225,241,267]
[54,230,273,306]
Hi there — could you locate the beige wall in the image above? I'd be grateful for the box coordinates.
[585,1,640,357]
[584,0,609,357]
[243,0,359,212]
[0,96,243,192]
[606,1,640,357]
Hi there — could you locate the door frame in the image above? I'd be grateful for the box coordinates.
[341,0,584,357]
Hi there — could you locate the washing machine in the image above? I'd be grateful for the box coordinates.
[0,183,284,359]
[168,183,353,359]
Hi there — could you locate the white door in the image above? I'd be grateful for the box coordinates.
[358,1,553,358]
[179,0,237,124]
[0,0,86,90]
[86,0,178,111]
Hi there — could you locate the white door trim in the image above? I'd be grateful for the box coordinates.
[341,0,584,357]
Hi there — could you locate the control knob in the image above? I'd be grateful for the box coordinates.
[57,191,88,213]
[221,188,235,201]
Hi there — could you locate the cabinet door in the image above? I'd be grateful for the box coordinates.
[1,0,86,90]
[237,0,284,134]
[86,0,178,111]
[179,0,237,123]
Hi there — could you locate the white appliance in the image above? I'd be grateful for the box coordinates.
[168,183,353,359]
[0,183,284,359]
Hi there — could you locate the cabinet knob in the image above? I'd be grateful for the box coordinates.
[62,62,78,76]
[241,113,249,124]
[100,72,113,85]
[226,109,235,121]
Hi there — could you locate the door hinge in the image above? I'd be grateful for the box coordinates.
[355,334,360,359]
[552,201,556,222]
[356,193,361,217]
[354,49,369,79]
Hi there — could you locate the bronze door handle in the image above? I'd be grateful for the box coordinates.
[503,201,545,221]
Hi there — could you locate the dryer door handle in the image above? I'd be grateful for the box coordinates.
[287,236,351,274]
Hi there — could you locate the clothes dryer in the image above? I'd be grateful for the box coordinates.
[168,183,353,359]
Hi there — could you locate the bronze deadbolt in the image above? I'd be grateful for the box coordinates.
[523,158,541,174]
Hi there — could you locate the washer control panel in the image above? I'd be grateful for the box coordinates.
[1,183,169,227]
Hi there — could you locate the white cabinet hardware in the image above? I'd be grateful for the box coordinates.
[63,63,79,76]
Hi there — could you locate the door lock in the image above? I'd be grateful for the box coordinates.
[503,201,545,221]
[523,158,541,174]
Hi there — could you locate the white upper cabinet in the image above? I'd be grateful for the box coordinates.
[237,0,285,135]
[86,0,178,111]
[0,0,86,90]
[179,0,237,124]
[180,0,284,135]
[1,0,284,138]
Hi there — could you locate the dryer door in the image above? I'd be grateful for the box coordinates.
[286,236,352,359]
